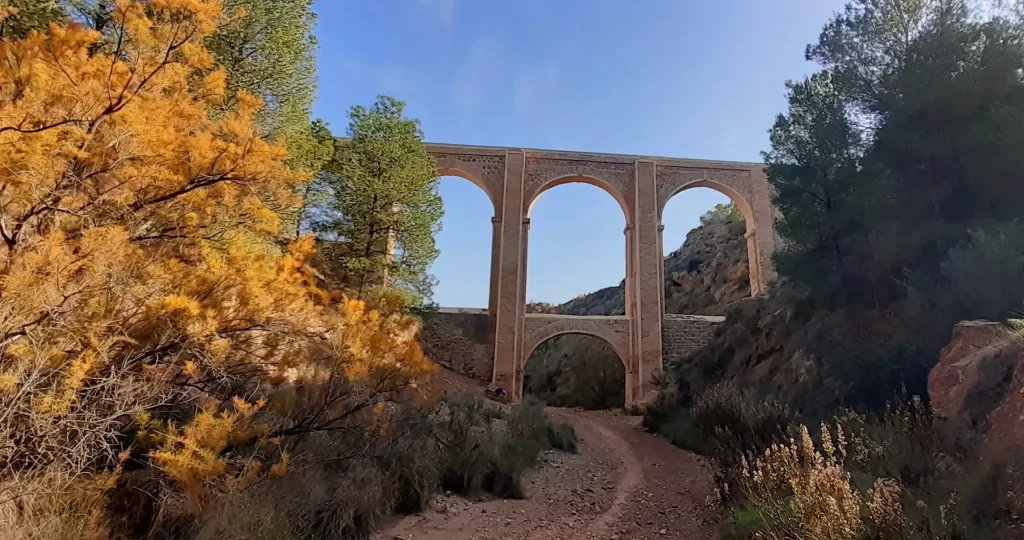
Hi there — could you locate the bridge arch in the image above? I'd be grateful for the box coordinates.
[436,167,499,216]
[658,177,764,298]
[658,178,755,233]
[521,330,628,408]
[519,314,634,401]
[522,328,629,370]
[526,174,633,227]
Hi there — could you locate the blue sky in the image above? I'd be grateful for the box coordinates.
[311,0,846,307]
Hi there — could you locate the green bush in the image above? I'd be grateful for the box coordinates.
[645,383,792,470]
[488,397,556,498]
[433,395,571,500]
[546,422,579,453]
[641,371,682,432]
[383,409,443,514]
[434,395,501,495]
[690,384,792,466]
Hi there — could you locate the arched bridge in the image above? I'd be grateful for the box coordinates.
[416,143,778,404]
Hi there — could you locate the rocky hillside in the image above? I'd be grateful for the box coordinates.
[524,205,751,408]
[554,205,749,317]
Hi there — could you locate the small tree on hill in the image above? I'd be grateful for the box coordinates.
[317,96,443,304]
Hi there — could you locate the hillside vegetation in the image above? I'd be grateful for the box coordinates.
[643,2,1024,538]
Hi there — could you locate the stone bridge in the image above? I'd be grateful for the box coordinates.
[419,309,726,396]
[416,142,778,405]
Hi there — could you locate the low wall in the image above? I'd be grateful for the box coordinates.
[418,309,723,384]
[416,308,494,384]
[661,314,724,360]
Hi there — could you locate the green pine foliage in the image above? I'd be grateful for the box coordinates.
[766,0,1024,315]
[205,0,334,237]
[317,96,444,304]
[0,0,64,38]
[206,0,332,171]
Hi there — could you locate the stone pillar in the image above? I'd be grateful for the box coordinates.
[748,166,778,291]
[488,216,502,320]
[515,217,530,401]
[657,224,665,316]
[745,230,762,296]
[623,224,638,405]
[624,225,635,318]
[490,151,527,398]
[633,160,663,399]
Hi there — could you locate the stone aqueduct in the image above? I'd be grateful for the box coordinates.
[418,142,778,404]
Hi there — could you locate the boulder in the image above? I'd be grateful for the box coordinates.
[927,321,1024,526]
[976,338,1024,464]
[928,320,1008,423]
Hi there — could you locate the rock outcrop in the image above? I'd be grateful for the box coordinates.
[662,215,749,316]
[550,211,749,318]
[928,320,1011,429]
[927,321,1024,517]
[928,321,1024,452]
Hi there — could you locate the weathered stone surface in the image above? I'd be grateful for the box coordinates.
[661,314,724,360]
[979,340,1024,462]
[928,320,1008,422]
[416,308,494,384]
[927,320,1024,519]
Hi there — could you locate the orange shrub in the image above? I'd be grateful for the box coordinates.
[0,0,433,506]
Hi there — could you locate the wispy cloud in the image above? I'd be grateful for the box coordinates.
[418,0,456,31]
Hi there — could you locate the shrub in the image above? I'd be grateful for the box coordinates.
[641,371,682,432]
[434,395,500,494]
[546,422,580,453]
[836,396,941,489]
[700,203,744,226]
[737,423,896,540]
[0,474,114,540]
[489,397,557,498]
[690,383,792,466]
[432,395,570,500]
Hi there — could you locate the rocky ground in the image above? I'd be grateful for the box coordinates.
[375,409,719,540]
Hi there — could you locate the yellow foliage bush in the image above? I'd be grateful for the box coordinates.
[0,0,434,524]
[740,423,907,540]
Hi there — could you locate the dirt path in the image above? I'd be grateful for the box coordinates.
[375,409,719,540]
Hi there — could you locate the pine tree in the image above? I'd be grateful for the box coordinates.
[206,0,332,171]
[763,72,868,307]
[317,96,444,304]
[0,0,64,38]
[765,0,1024,308]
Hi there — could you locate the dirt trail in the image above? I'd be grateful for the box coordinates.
[375,409,719,540]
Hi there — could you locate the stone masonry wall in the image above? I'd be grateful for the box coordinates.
[416,308,494,384]
[662,314,724,360]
